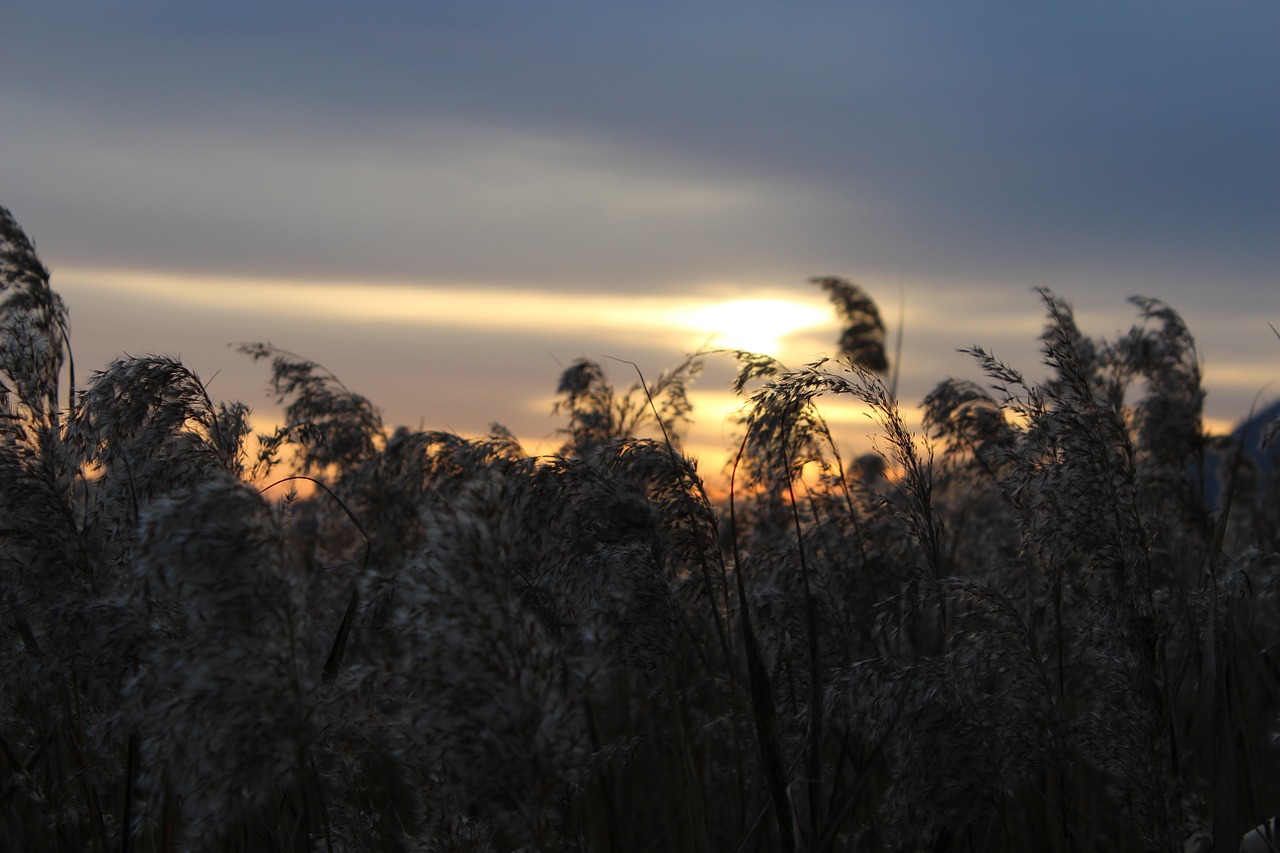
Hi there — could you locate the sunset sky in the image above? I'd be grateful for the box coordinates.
[3,3,1277,472]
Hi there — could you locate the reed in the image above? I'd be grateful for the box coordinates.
[2,207,1277,851]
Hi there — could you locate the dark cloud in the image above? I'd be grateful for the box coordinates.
[5,2,1276,293]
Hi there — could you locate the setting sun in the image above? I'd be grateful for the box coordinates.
[679,297,830,356]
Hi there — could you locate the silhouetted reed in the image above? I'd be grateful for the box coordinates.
[2,204,1277,851]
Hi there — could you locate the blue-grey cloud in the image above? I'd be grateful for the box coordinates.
[5,3,1275,291]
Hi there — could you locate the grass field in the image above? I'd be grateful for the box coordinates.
[2,204,1277,851]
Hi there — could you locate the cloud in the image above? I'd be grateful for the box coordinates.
[2,93,842,290]
[7,2,1276,298]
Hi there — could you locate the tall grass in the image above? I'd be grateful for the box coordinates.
[2,204,1277,851]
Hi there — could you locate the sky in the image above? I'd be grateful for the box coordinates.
[2,2,1278,474]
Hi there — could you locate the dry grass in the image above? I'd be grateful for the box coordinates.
[2,205,1278,851]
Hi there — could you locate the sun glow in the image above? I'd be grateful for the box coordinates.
[678,298,830,356]
[58,267,836,360]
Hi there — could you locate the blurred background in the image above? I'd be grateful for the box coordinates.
[2,2,1276,472]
